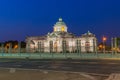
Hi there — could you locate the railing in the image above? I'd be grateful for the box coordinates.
[0,52,120,59]
[0,47,119,59]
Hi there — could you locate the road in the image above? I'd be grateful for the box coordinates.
[0,58,120,75]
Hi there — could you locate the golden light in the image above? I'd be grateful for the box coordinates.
[112,48,116,50]
[103,45,105,49]
[103,37,107,41]
[99,45,102,48]
[61,26,65,32]
[117,48,119,51]
[6,43,10,46]
[14,45,18,49]
[5,43,10,48]
[54,27,56,31]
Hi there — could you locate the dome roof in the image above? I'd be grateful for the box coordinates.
[87,31,92,35]
[81,31,95,37]
[54,18,66,26]
[47,31,75,38]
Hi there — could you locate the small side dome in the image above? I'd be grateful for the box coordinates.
[87,30,92,35]
[81,31,95,37]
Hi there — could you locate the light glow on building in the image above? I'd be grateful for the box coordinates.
[26,18,97,53]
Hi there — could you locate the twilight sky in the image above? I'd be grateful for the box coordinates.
[0,0,120,43]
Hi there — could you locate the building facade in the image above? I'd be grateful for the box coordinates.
[26,18,97,53]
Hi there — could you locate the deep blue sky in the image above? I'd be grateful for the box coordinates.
[0,0,120,43]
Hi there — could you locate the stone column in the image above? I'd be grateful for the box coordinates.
[62,40,66,54]
[76,40,79,53]
[93,38,97,53]
[26,41,30,53]
[38,42,42,53]
[95,39,98,54]
[37,42,40,52]
[79,40,81,54]
[49,41,53,53]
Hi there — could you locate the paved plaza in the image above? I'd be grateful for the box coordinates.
[0,68,106,80]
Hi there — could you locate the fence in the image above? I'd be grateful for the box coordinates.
[0,49,119,59]
[0,52,120,59]
[0,45,120,59]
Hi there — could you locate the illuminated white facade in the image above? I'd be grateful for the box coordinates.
[26,18,97,53]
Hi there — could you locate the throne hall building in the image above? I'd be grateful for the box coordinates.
[26,18,97,53]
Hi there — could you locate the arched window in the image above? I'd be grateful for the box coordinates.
[85,41,90,52]
[49,41,53,53]
[62,40,67,53]
[38,41,44,53]
[76,40,81,53]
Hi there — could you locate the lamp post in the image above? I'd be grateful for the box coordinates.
[114,37,117,54]
[111,38,113,55]
[102,36,107,54]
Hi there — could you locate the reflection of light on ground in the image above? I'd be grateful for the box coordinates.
[106,74,120,80]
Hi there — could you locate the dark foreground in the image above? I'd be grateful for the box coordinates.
[0,68,103,80]
[0,58,120,75]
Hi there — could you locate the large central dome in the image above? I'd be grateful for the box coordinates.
[53,18,67,32]
[55,18,66,26]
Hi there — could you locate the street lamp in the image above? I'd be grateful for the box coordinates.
[102,36,107,54]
